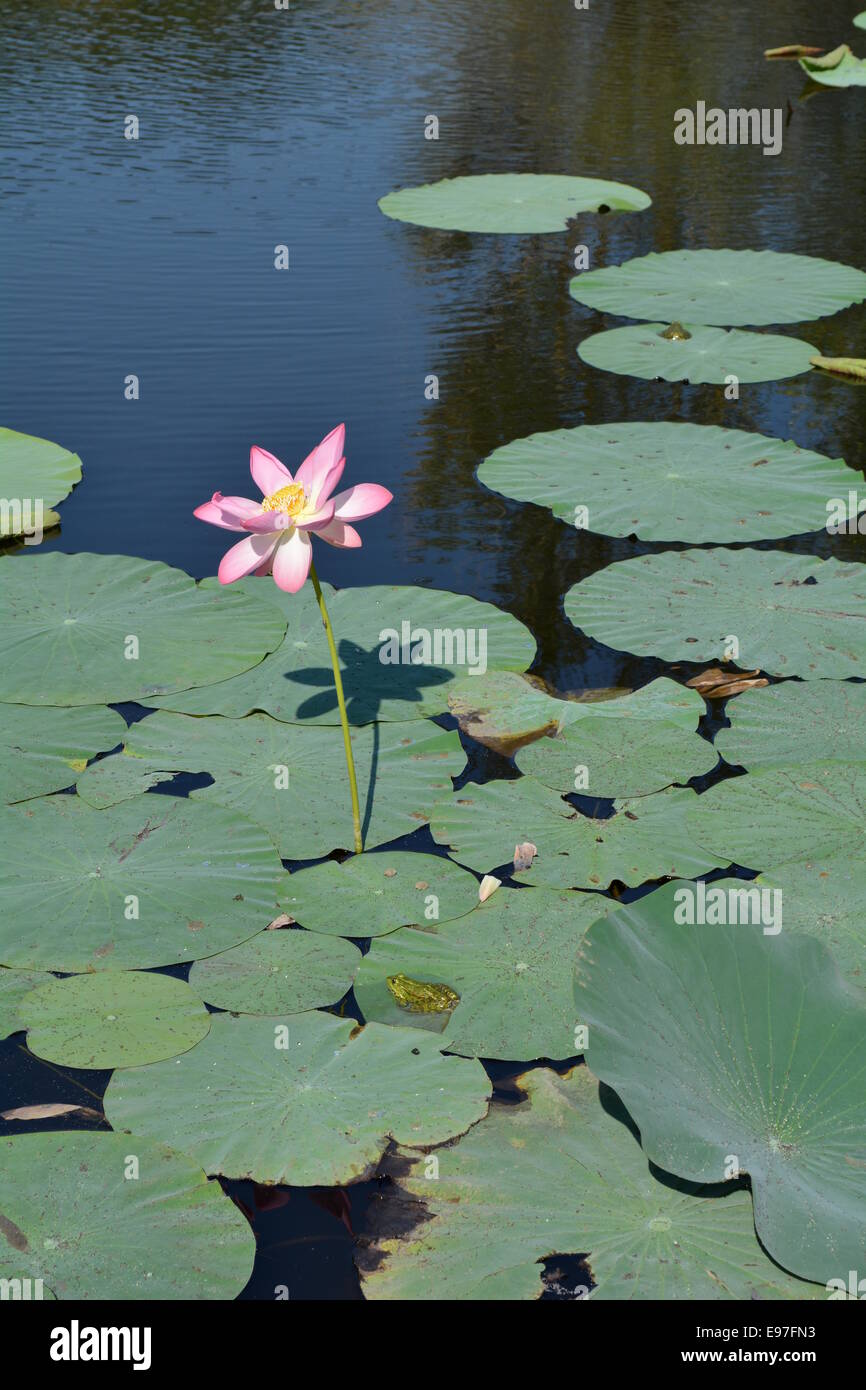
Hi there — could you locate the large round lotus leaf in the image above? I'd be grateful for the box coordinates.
[564,549,866,677]
[446,671,585,752]
[0,967,55,1039]
[0,794,283,972]
[359,1067,822,1301]
[687,761,865,869]
[0,1130,254,1299]
[576,881,866,1284]
[577,323,816,384]
[569,249,866,325]
[354,886,612,1059]
[431,779,723,889]
[0,552,286,706]
[18,970,211,1069]
[75,712,465,858]
[800,45,866,85]
[0,704,126,804]
[378,173,650,233]
[478,422,861,542]
[757,855,866,992]
[515,678,714,798]
[104,1011,491,1186]
[0,429,82,538]
[716,681,866,769]
[146,579,536,725]
[188,929,361,1014]
[283,851,480,938]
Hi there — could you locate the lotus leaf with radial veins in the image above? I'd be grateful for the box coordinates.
[358,1068,824,1301]
[104,1010,492,1187]
[0,967,56,1039]
[716,680,866,769]
[0,1131,255,1299]
[0,552,287,706]
[378,173,651,233]
[430,778,724,889]
[564,549,866,677]
[75,711,465,858]
[576,881,866,1285]
[354,885,613,1059]
[0,428,82,537]
[188,929,361,1015]
[757,855,866,991]
[569,249,866,325]
[145,579,536,724]
[282,850,481,938]
[0,793,283,972]
[577,323,817,384]
[0,704,126,804]
[478,422,862,542]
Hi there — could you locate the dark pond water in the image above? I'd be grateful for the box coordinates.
[2,0,866,1299]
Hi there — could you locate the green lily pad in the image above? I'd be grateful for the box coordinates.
[687,761,866,869]
[104,1011,491,1186]
[0,793,283,972]
[0,704,126,804]
[800,44,866,85]
[431,779,723,889]
[716,680,866,769]
[0,1131,254,1298]
[147,579,536,725]
[757,855,866,991]
[478,422,861,542]
[283,850,481,938]
[19,970,211,1069]
[576,881,866,1284]
[569,249,866,325]
[378,173,650,233]
[578,323,817,384]
[0,967,56,1039]
[564,549,866,677]
[75,712,465,857]
[359,1067,822,1300]
[354,886,612,1059]
[0,552,286,706]
[0,429,82,538]
[446,671,582,751]
[188,929,361,1014]
[855,13,866,30]
[515,678,714,797]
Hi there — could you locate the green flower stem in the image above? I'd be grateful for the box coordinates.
[309,559,363,855]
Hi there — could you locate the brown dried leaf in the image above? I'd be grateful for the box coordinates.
[513,841,538,872]
[1,1103,101,1121]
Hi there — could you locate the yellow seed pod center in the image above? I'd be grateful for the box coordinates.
[261,483,306,515]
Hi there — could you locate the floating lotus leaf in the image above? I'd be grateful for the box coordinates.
[577,323,817,384]
[146,579,535,724]
[104,1011,491,1187]
[283,850,480,938]
[75,712,464,857]
[446,671,583,751]
[687,761,866,869]
[18,970,211,1069]
[0,793,283,972]
[810,354,866,380]
[855,13,866,30]
[359,1067,822,1300]
[576,882,866,1284]
[569,249,866,325]
[0,967,55,1039]
[0,552,286,706]
[757,855,866,991]
[800,44,866,85]
[0,429,82,538]
[0,1131,255,1299]
[0,704,126,804]
[354,886,612,1059]
[716,681,866,769]
[564,549,866,677]
[378,173,650,233]
[515,678,714,797]
[478,422,861,542]
[188,929,361,1014]
[430,778,722,889]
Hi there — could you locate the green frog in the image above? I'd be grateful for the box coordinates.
[386,973,460,1013]
[660,321,691,340]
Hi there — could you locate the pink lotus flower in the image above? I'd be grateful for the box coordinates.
[194,424,392,593]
